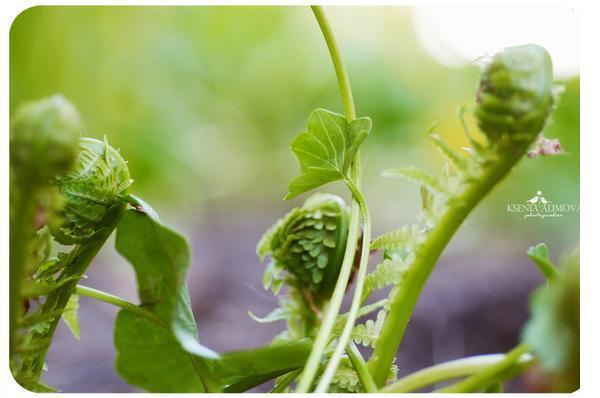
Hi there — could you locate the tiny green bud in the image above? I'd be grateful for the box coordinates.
[10,95,82,183]
[475,44,554,143]
[258,193,349,298]
[49,137,133,244]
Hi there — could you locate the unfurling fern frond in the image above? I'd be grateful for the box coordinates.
[370,225,424,253]
[10,95,82,184]
[362,256,412,300]
[352,310,387,348]
[262,260,286,294]
[419,186,439,231]
[329,357,362,393]
[256,193,350,299]
[429,133,470,175]
[49,137,132,245]
[382,166,450,197]
[475,44,554,144]
[257,208,302,261]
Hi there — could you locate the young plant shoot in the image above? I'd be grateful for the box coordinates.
[8,6,578,394]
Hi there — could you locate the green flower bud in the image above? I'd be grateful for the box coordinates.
[10,95,82,183]
[475,44,554,143]
[257,193,349,298]
[49,137,133,244]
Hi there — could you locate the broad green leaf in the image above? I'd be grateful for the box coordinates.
[208,339,312,392]
[285,109,371,200]
[114,311,205,393]
[114,207,218,392]
[527,242,559,281]
[61,294,79,339]
[115,208,217,358]
[522,249,579,392]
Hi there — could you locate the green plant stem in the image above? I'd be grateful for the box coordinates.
[381,351,533,393]
[190,356,222,393]
[368,144,531,386]
[295,201,360,393]
[76,284,221,393]
[315,179,371,392]
[270,369,303,393]
[295,6,363,392]
[311,5,356,121]
[76,285,168,330]
[435,344,532,393]
[9,183,36,358]
[24,204,125,380]
[346,342,377,393]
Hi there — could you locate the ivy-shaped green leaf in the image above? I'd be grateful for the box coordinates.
[285,109,371,200]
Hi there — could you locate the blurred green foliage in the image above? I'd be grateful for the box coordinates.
[10,6,579,247]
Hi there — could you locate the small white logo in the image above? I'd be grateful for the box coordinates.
[507,191,579,219]
[527,191,550,205]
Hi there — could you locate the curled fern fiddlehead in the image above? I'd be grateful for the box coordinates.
[10,96,133,390]
[369,44,560,386]
[258,193,350,302]
[10,95,82,184]
[49,137,133,244]
[10,95,83,389]
[475,44,554,144]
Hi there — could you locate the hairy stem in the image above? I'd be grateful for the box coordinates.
[435,344,532,393]
[369,144,531,386]
[23,204,124,380]
[295,6,362,392]
[315,179,371,392]
[381,351,533,393]
[346,341,377,393]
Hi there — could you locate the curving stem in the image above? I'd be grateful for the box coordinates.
[295,5,366,392]
[368,143,532,386]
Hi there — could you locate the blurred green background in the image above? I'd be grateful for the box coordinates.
[10,6,579,392]
[10,6,579,237]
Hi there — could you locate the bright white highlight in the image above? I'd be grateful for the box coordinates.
[413,7,579,78]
